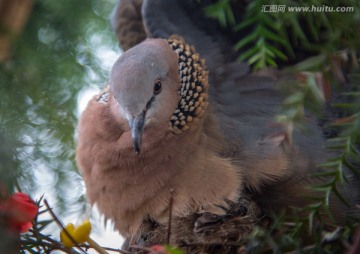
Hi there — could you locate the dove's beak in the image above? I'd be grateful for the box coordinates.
[129,113,145,155]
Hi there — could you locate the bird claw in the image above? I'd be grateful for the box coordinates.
[194,212,224,233]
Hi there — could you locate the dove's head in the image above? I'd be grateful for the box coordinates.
[109,37,208,154]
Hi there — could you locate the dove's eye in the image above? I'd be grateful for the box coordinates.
[153,80,162,94]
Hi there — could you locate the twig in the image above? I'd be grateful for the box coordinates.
[87,237,109,254]
[43,199,87,254]
[129,244,154,253]
[166,189,174,245]
[284,244,316,254]
[179,241,243,247]
[31,211,42,253]
[21,237,77,253]
[79,244,131,254]
[14,179,22,192]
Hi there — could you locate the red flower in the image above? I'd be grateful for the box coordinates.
[0,192,38,233]
[149,245,169,254]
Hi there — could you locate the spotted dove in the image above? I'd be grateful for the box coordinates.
[77,0,359,247]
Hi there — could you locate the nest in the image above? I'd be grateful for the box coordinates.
[128,197,262,254]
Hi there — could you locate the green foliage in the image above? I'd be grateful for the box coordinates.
[0,0,117,215]
[205,0,360,70]
[249,92,360,250]
[248,216,355,253]
[203,0,360,253]
[165,245,185,254]
[235,0,289,70]
[0,132,19,195]
[21,197,61,253]
[263,53,360,254]
[204,0,235,27]
[275,70,327,142]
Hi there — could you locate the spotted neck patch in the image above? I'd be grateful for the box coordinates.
[167,36,209,135]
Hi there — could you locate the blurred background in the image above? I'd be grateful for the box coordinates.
[0,0,123,250]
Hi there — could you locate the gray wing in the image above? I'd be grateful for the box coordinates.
[142,0,240,74]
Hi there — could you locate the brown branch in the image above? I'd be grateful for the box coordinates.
[129,244,156,253]
[166,189,174,245]
[79,244,131,254]
[14,179,22,192]
[0,0,34,62]
[43,199,87,254]
[21,237,75,253]
[179,241,243,247]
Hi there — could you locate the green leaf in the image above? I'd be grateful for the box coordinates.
[266,56,277,67]
[288,15,309,42]
[235,15,258,30]
[306,74,325,103]
[332,186,351,207]
[265,47,276,58]
[286,54,327,72]
[165,245,185,254]
[238,46,261,61]
[312,182,335,189]
[305,14,319,41]
[234,32,258,50]
[327,137,348,143]
[344,159,360,174]
[343,92,360,96]
[248,53,262,65]
[283,92,305,105]
[267,45,288,61]
[224,4,235,26]
[204,0,235,27]
[261,27,287,46]
[312,171,337,177]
